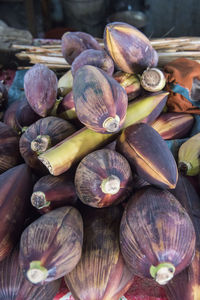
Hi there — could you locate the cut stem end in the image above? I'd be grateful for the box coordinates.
[150,262,175,285]
[141,68,166,92]
[103,115,120,133]
[26,261,48,284]
[31,191,50,209]
[178,161,192,175]
[31,135,51,154]
[100,175,121,194]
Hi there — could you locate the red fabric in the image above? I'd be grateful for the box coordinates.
[53,278,73,300]
[124,276,168,300]
[53,276,168,300]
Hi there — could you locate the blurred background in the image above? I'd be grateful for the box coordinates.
[0,0,200,39]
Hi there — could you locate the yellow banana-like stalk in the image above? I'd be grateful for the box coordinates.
[39,92,168,176]
[178,132,200,176]
[57,70,73,96]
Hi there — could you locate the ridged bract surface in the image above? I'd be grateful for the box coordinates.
[151,112,194,140]
[71,49,114,77]
[19,206,83,284]
[165,175,200,300]
[24,64,58,117]
[3,101,21,134]
[19,116,76,172]
[171,174,200,248]
[65,206,134,300]
[0,164,33,262]
[0,247,61,300]
[61,31,102,64]
[73,65,128,133]
[16,97,40,129]
[0,122,21,173]
[32,174,78,214]
[75,149,133,207]
[165,251,200,300]
[104,22,158,74]
[120,187,196,279]
[117,122,178,189]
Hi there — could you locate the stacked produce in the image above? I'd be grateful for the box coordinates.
[31,173,78,213]
[0,164,33,261]
[19,116,76,174]
[0,247,61,299]
[116,123,178,189]
[0,21,199,300]
[164,174,200,300]
[120,187,195,285]
[19,206,83,285]
[65,206,134,300]
[74,148,133,208]
[38,91,168,176]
